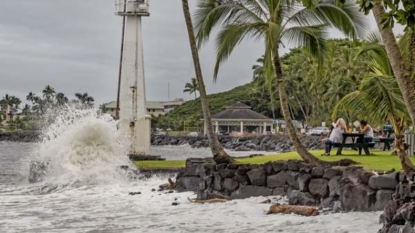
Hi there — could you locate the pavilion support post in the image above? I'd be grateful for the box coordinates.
[227,125,230,133]
[240,121,244,134]
[263,122,267,134]
[204,120,207,136]
[215,121,219,134]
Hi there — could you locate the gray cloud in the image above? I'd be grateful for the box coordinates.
[0,0,402,107]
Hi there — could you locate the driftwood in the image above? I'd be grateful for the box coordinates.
[267,203,319,216]
[188,197,228,203]
[168,178,176,189]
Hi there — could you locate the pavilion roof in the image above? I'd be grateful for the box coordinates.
[211,103,271,120]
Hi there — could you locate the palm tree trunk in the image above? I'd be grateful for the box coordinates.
[273,50,355,166]
[372,0,415,125]
[181,0,233,164]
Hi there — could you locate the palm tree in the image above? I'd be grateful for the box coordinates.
[194,0,367,165]
[363,0,415,128]
[42,85,55,100]
[182,0,233,164]
[183,78,199,100]
[55,92,69,106]
[334,33,415,173]
[75,92,94,107]
[21,104,31,115]
[0,95,21,121]
[26,92,35,103]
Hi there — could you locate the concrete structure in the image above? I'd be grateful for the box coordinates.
[115,0,150,155]
[204,103,272,136]
[102,101,164,118]
[161,98,185,113]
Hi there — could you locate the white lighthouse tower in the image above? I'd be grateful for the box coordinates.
[115,0,151,156]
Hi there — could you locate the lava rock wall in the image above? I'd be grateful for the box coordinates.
[176,158,404,212]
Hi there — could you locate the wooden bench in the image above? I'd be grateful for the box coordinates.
[373,137,394,151]
[332,142,376,155]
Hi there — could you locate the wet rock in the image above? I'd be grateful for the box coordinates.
[172,202,179,206]
[393,202,415,225]
[374,190,395,211]
[288,190,318,206]
[384,200,401,223]
[323,168,343,180]
[216,164,227,171]
[151,188,156,192]
[223,178,239,192]
[213,172,222,191]
[236,165,250,175]
[287,172,300,190]
[233,174,249,185]
[249,164,259,170]
[287,160,300,171]
[230,186,272,199]
[267,172,288,188]
[340,183,376,211]
[182,167,198,177]
[196,163,215,178]
[273,187,287,196]
[227,164,239,170]
[309,179,328,197]
[272,161,287,173]
[369,175,398,190]
[311,167,324,178]
[358,171,374,185]
[219,169,235,179]
[247,168,266,186]
[264,162,274,175]
[298,174,311,192]
[176,177,200,192]
[328,176,342,196]
[299,164,314,174]
[129,192,141,195]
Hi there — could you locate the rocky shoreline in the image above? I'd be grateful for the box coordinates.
[152,134,326,152]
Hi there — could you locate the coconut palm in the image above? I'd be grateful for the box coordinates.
[183,78,199,100]
[182,0,234,164]
[358,0,415,128]
[194,0,367,165]
[333,33,415,173]
[21,104,31,115]
[55,92,68,106]
[75,92,94,107]
[0,95,21,121]
[42,85,55,100]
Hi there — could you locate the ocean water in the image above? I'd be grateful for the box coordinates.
[0,107,382,233]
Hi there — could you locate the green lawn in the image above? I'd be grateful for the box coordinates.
[134,149,413,171]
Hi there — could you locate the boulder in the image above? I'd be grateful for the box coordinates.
[309,179,329,197]
[236,165,250,175]
[216,164,227,171]
[288,190,318,206]
[287,160,300,171]
[287,172,300,190]
[264,162,274,175]
[182,167,198,177]
[212,172,222,191]
[311,167,324,178]
[233,174,249,185]
[227,164,239,170]
[383,200,401,223]
[247,168,267,186]
[219,169,236,179]
[272,161,287,173]
[299,164,314,174]
[374,190,395,211]
[369,175,398,190]
[230,186,272,199]
[358,171,374,185]
[340,183,376,211]
[176,177,200,192]
[393,202,415,225]
[223,178,239,192]
[328,176,342,196]
[323,168,343,180]
[267,172,289,188]
[298,174,311,192]
[196,163,215,178]
[273,186,287,196]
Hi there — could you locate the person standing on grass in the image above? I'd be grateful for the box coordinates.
[322,118,347,156]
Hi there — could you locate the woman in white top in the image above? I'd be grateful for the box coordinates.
[322,118,347,156]
[358,120,374,143]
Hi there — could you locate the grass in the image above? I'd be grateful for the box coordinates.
[134,149,415,171]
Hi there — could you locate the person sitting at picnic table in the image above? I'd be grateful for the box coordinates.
[322,118,347,156]
[357,120,374,143]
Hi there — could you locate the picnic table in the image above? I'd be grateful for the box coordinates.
[334,133,371,155]
[373,137,394,151]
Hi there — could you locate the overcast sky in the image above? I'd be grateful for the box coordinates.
[0,0,396,106]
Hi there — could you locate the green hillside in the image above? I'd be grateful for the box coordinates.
[153,83,274,130]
